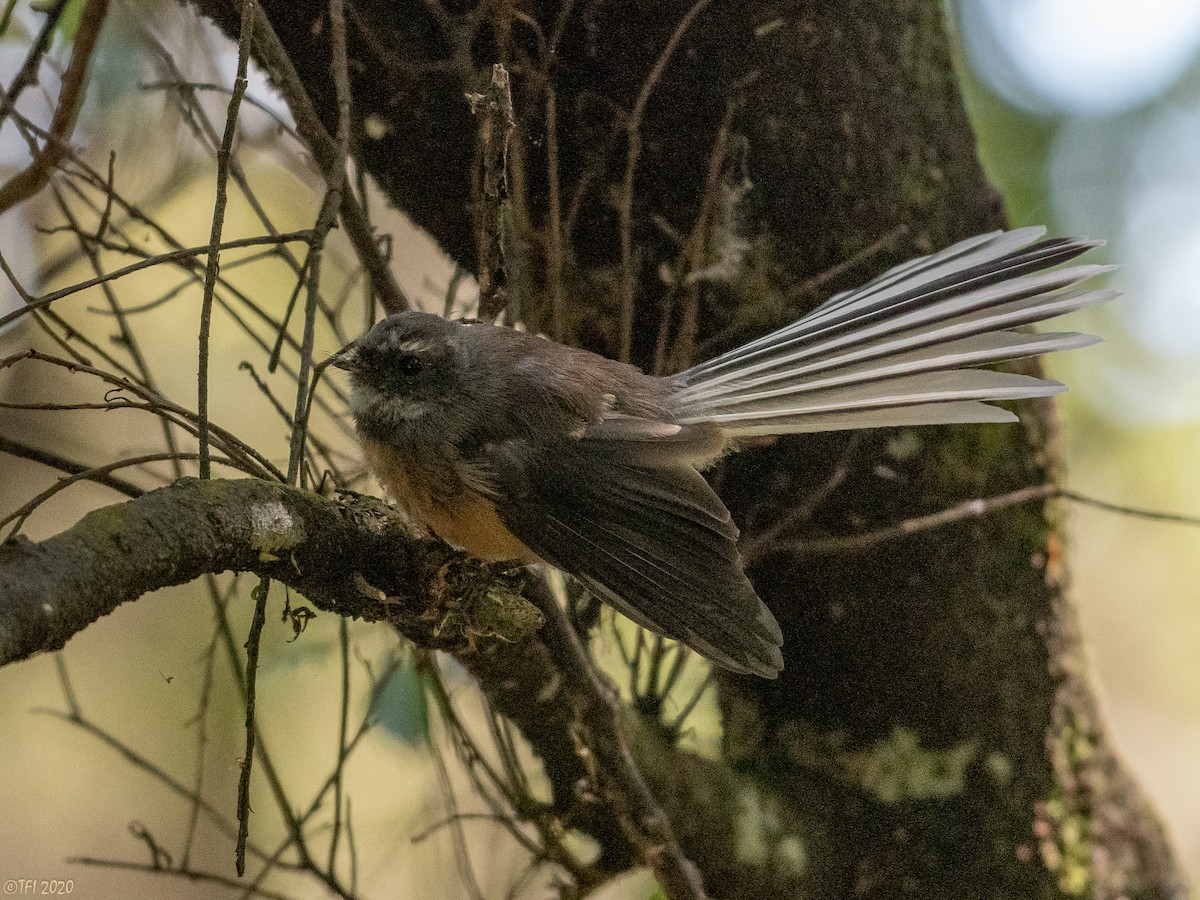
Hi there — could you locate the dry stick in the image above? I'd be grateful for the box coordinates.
[94,150,117,243]
[38,173,355,428]
[656,93,743,376]
[180,605,227,870]
[544,84,566,342]
[34,705,283,869]
[238,0,351,879]
[3,94,329,386]
[420,666,489,900]
[47,167,356,434]
[63,858,293,900]
[616,0,716,363]
[1,349,284,481]
[138,38,346,354]
[235,576,270,878]
[786,223,910,302]
[286,0,351,488]
[0,0,109,213]
[214,596,360,900]
[0,244,139,379]
[417,655,586,891]
[143,47,306,284]
[0,434,142,498]
[219,4,267,877]
[0,2,68,143]
[0,231,313,330]
[327,617,351,877]
[470,63,516,323]
[1058,489,1200,526]
[749,483,1200,564]
[234,653,405,900]
[50,183,190,476]
[242,0,409,314]
[321,58,367,868]
[737,434,863,559]
[200,0,255,481]
[0,451,240,538]
[0,0,63,123]
[239,361,345,479]
[140,79,304,145]
[421,657,599,885]
[526,580,709,900]
[0,0,14,25]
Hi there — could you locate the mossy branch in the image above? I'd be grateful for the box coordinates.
[0,477,539,667]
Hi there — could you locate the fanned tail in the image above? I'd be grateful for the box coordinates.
[672,227,1115,436]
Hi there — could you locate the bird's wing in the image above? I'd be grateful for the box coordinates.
[477,438,783,678]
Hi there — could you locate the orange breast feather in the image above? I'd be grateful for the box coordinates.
[360,437,533,563]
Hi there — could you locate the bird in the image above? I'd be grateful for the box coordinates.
[329,227,1114,678]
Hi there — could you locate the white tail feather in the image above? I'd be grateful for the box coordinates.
[672,230,1111,435]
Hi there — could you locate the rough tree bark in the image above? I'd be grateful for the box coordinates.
[0,0,1187,897]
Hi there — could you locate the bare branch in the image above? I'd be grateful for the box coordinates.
[0,0,109,212]
[469,63,516,323]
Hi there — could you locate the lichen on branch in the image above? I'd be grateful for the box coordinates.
[0,476,540,667]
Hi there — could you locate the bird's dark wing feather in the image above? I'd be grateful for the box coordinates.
[480,439,783,677]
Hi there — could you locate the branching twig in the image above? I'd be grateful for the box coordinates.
[616,0,715,363]
[747,482,1200,563]
[0,231,314,330]
[239,0,410,314]
[286,0,351,487]
[0,0,109,212]
[0,434,143,498]
[199,0,255,479]
[525,579,710,900]
[235,577,270,876]
[0,0,69,135]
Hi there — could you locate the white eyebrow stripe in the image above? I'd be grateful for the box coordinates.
[396,339,430,353]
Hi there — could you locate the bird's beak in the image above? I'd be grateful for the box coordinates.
[323,341,361,373]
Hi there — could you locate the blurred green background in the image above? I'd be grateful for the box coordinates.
[953,1,1200,882]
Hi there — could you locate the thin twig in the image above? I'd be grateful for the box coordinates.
[140,79,304,145]
[50,182,188,475]
[235,577,271,876]
[199,0,255,480]
[0,0,108,212]
[181,603,228,869]
[0,231,314,331]
[0,434,142,498]
[287,0,351,488]
[616,0,715,363]
[786,224,910,301]
[0,451,239,538]
[1059,489,1200,527]
[242,0,409,313]
[1,349,285,481]
[327,617,351,875]
[36,705,281,865]
[0,0,63,123]
[65,858,295,900]
[752,483,1200,563]
[543,82,566,341]
[525,579,709,900]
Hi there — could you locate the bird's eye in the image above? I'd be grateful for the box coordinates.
[396,354,424,377]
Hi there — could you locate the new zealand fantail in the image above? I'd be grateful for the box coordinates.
[330,227,1112,678]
